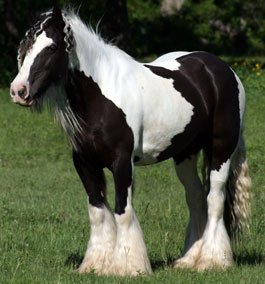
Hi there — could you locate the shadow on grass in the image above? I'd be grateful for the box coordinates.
[65,252,83,269]
[151,252,265,272]
[64,253,175,272]
[151,257,175,271]
[63,251,264,273]
[235,252,265,266]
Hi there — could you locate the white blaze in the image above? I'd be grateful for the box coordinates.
[11,31,54,86]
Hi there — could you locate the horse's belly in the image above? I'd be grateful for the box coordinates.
[134,153,157,166]
[134,130,181,166]
[132,101,195,165]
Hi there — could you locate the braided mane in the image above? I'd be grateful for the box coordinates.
[17,10,74,70]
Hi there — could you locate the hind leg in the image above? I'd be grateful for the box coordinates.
[195,158,233,270]
[173,155,207,268]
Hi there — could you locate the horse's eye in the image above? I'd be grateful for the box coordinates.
[49,43,57,51]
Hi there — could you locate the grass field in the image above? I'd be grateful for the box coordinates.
[1,64,265,283]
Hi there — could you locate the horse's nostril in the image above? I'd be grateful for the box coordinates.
[18,86,27,98]
[11,90,16,97]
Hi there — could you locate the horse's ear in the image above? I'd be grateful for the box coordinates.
[51,6,65,30]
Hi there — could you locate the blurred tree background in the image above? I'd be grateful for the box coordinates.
[1,0,265,86]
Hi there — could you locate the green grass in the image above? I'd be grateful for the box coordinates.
[1,67,265,283]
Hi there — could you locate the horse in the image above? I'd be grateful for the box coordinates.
[10,7,251,276]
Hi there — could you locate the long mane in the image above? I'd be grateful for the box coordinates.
[65,11,136,82]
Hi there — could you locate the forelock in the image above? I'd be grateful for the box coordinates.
[17,12,52,69]
[17,10,74,70]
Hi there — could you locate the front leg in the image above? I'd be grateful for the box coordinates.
[73,152,116,275]
[108,155,152,276]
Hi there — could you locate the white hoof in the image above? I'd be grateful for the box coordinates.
[78,205,116,274]
[195,247,233,271]
[174,257,195,269]
[194,219,233,270]
[77,249,113,274]
[174,239,203,269]
[107,208,152,276]
[108,251,152,276]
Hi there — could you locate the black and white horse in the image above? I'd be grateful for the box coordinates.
[10,7,251,276]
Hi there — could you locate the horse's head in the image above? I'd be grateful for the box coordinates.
[10,7,72,107]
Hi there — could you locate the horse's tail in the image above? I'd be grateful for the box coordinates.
[224,134,252,239]
[201,133,251,240]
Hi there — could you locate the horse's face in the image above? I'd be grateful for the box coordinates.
[10,7,69,107]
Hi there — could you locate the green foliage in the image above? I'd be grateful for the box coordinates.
[128,0,161,21]
[126,0,265,57]
[0,63,265,282]
[178,0,265,54]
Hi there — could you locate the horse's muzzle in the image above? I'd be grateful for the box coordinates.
[10,82,32,106]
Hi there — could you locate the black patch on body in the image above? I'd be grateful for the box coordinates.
[66,70,134,214]
[145,51,241,170]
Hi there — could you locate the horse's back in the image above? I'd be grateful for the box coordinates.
[150,51,191,65]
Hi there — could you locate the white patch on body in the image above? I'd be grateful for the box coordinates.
[149,51,191,70]
[134,65,194,164]
[149,58,181,70]
[232,70,245,126]
[108,186,152,276]
[78,203,117,274]
[152,51,191,62]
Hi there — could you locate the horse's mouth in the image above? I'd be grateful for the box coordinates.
[11,94,33,107]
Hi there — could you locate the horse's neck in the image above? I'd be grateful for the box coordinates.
[68,15,134,86]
